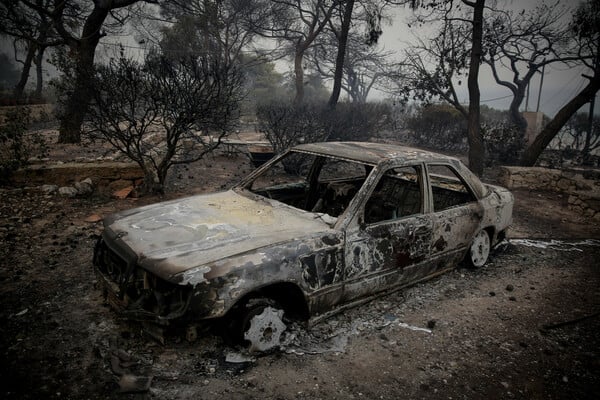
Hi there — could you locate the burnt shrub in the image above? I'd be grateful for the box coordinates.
[0,107,47,183]
[403,104,467,152]
[256,102,327,154]
[482,121,523,166]
[256,101,392,154]
[324,102,392,142]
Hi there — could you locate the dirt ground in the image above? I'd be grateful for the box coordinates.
[1,131,599,399]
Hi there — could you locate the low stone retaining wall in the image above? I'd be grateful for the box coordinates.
[498,166,600,221]
[11,162,144,194]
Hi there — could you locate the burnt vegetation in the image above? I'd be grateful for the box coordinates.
[84,48,243,193]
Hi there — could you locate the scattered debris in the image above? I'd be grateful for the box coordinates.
[398,322,432,334]
[14,308,28,317]
[118,374,152,393]
[225,352,256,364]
[282,321,361,355]
[510,238,600,252]
[110,355,128,376]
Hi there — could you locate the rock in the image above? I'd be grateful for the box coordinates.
[84,214,103,223]
[505,284,514,292]
[427,319,437,329]
[41,184,58,194]
[489,291,496,297]
[509,296,516,301]
[74,180,93,195]
[108,179,132,192]
[58,186,78,197]
[112,186,133,199]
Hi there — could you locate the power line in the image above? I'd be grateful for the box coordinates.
[480,94,513,103]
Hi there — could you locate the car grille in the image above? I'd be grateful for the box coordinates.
[93,237,192,321]
[94,238,132,285]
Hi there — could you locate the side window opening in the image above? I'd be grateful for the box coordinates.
[428,164,477,211]
[364,166,422,225]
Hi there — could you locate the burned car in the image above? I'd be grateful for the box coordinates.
[94,142,513,351]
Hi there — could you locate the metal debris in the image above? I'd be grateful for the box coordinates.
[398,322,432,334]
[225,352,256,364]
[14,309,28,317]
[282,321,360,355]
[510,238,600,252]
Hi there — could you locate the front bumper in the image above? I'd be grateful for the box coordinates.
[93,236,193,325]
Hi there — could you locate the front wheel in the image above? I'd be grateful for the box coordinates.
[468,230,490,267]
[239,298,287,353]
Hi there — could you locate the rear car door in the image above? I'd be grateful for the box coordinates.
[426,163,483,267]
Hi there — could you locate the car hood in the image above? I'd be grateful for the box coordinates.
[105,190,332,281]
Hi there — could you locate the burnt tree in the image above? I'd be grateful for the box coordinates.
[46,0,156,143]
[86,50,243,193]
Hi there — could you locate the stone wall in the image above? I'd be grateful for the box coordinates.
[11,162,144,194]
[498,166,600,221]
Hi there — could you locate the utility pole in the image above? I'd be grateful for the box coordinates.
[525,80,530,112]
[536,64,546,113]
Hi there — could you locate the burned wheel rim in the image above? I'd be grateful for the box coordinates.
[469,230,490,267]
[243,306,286,352]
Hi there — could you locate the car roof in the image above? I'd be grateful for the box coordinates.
[293,141,457,165]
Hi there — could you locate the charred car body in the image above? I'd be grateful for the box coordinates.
[94,142,513,351]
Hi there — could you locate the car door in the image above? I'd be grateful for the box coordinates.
[342,165,433,302]
[426,163,483,267]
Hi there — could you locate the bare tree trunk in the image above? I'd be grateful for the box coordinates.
[58,5,110,143]
[508,93,528,132]
[328,0,354,109]
[13,43,36,100]
[293,50,305,105]
[58,45,97,143]
[34,46,45,99]
[520,75,600,166]
[465,0,485,176]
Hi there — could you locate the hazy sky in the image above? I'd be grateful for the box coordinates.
[375,0,597,117]
[1,0,595,117]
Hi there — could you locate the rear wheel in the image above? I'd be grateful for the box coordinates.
[468,229,490,267]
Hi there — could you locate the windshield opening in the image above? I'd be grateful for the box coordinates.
[242,150,372,220]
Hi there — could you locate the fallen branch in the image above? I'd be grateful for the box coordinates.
[540,311,600,332]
